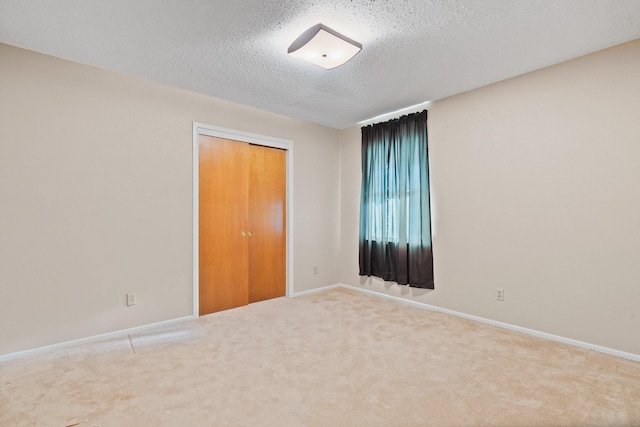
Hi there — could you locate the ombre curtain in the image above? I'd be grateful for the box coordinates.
[358,110,434,288]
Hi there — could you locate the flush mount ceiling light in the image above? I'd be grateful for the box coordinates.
[288,23,362,70]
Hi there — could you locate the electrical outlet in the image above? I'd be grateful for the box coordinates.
[496,288,504,301]
[313,266,318,275]
[126,292,137,306]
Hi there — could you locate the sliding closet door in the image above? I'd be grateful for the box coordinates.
[248,145,287,303]
[199,136,249,315]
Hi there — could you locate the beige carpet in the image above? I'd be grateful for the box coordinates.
[1,287,639,426]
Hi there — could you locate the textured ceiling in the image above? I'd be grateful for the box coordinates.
[1,0,639,129]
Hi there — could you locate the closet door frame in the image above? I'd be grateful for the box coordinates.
[192,122,294,316]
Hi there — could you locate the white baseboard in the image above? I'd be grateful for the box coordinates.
[0,315,196,363]
[1,285,336,361]
[290,284,340,298]
[337,283,640,363]
[4,284,638,364]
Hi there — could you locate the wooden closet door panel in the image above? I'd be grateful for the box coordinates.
[248,144,286,303]
[199,136,249,314]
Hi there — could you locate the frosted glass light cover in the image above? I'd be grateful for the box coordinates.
[288,24,362,70]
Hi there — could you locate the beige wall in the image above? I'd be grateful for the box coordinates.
[340,39,640,356]
[0,43,341,356]
[3,38,640,358]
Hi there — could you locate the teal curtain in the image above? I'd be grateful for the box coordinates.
[359,110,433,288]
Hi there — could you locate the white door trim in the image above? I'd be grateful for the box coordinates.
[192,122,294,316]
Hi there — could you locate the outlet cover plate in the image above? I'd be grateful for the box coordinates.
[126,292,137,306]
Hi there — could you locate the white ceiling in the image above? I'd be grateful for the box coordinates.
[1,0,639,129]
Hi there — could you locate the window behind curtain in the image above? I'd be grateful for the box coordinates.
[358,110,434,289]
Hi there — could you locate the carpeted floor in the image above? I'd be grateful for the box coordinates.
[1,287,639,426]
